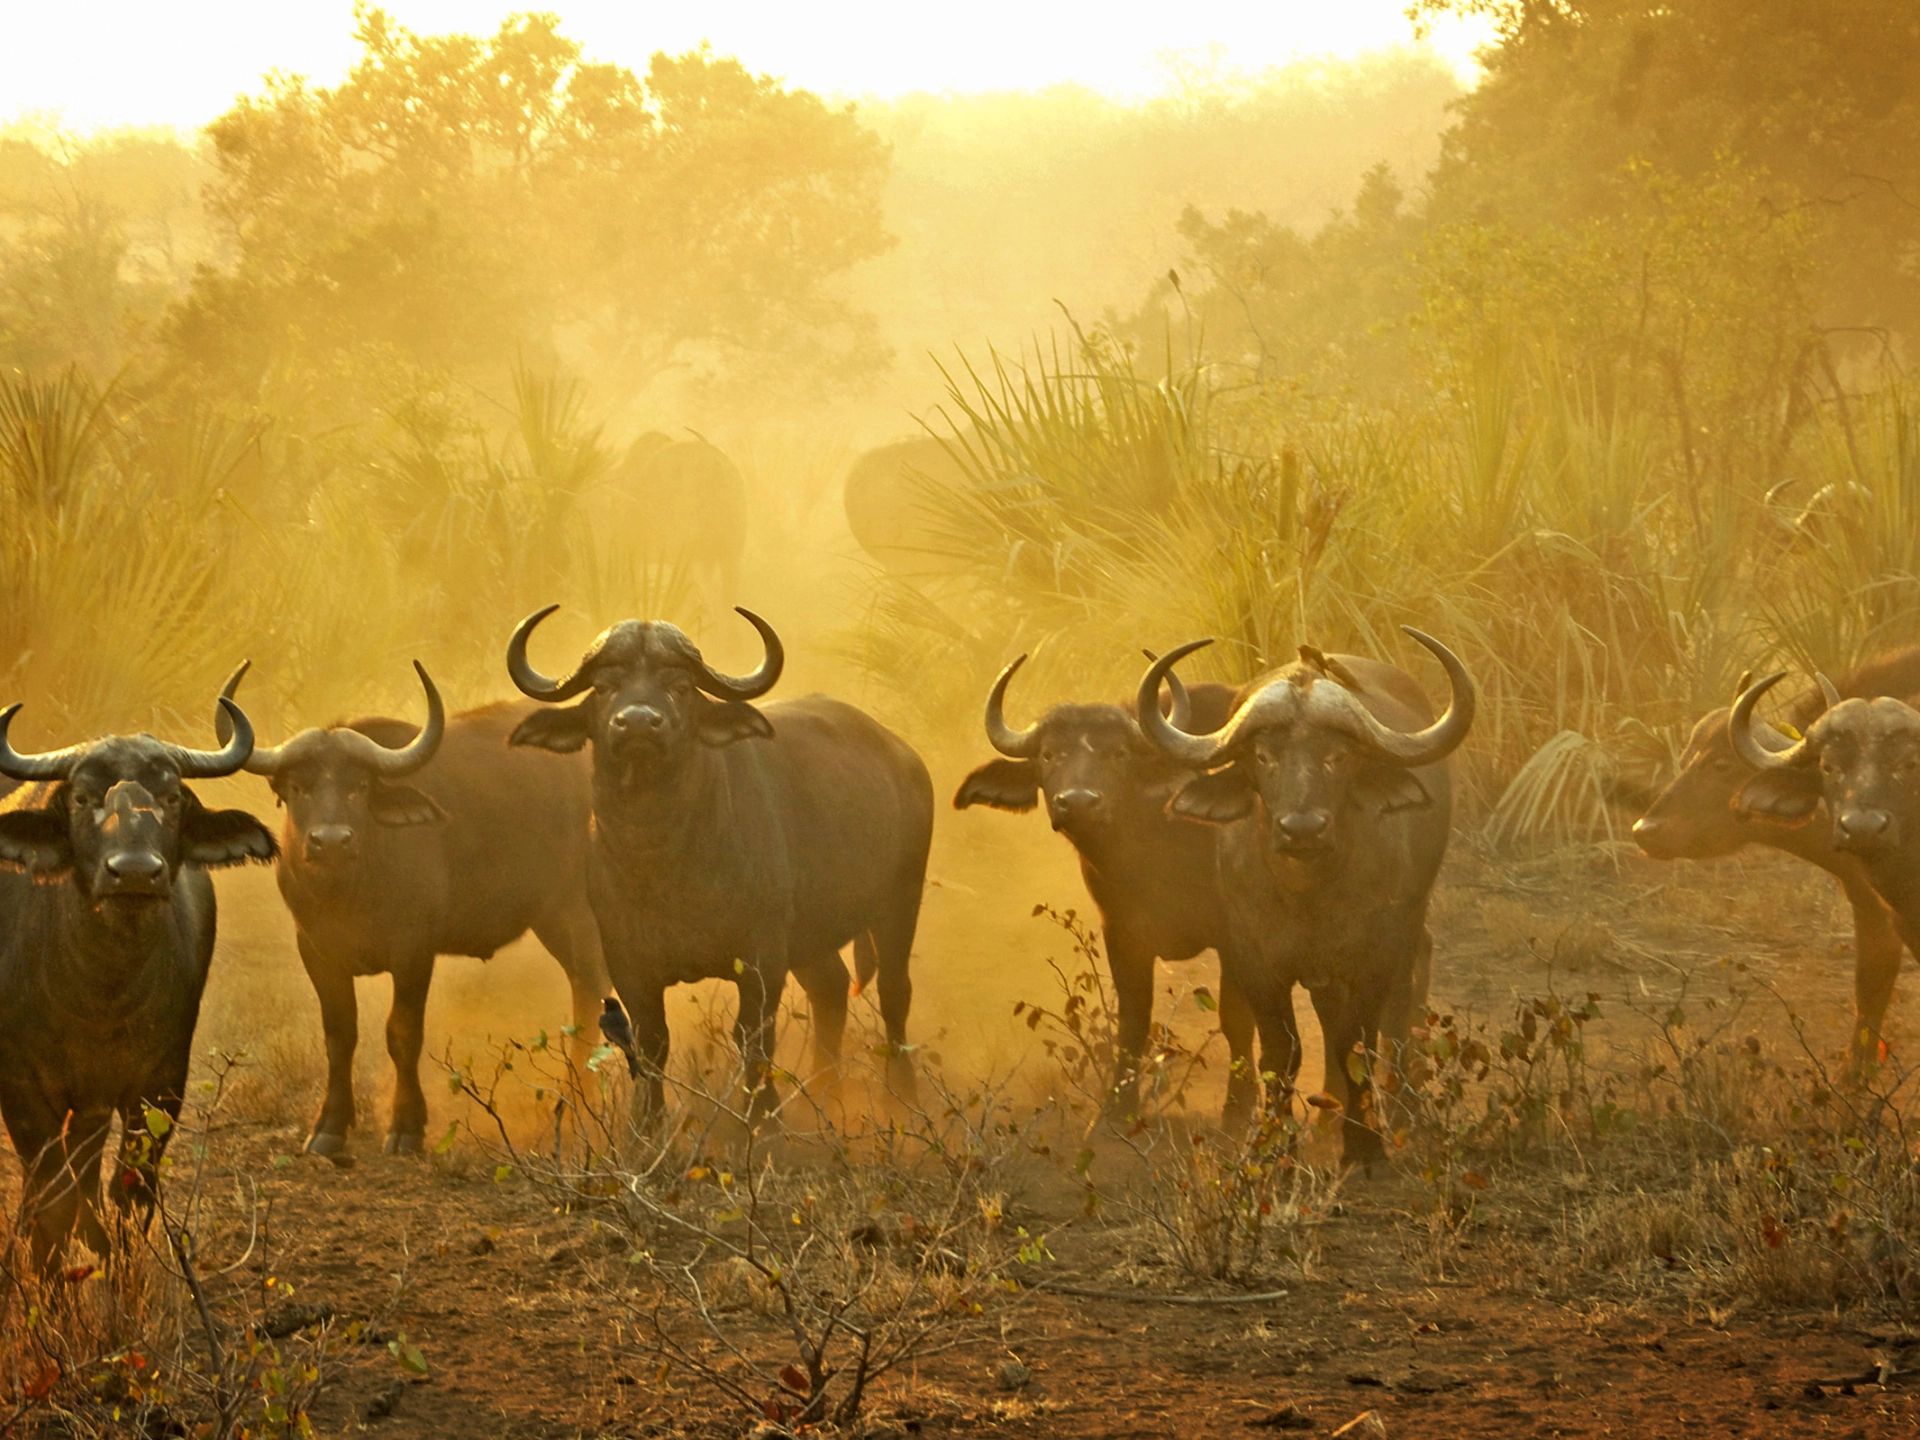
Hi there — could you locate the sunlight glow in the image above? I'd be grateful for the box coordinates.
[4,0,1491,134]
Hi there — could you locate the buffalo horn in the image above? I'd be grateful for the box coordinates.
[0,687,256,782]
[1817,673,1842,710]
[983,655,1041,757]
[1337,627,1477,768]
[688,608,785,702]
[1729,672,1815,770]
[1141,649,1191,730]
[0,706,90,781]
[506,604,594,702]
[221,661,443,777]
[1135,639,1222,764]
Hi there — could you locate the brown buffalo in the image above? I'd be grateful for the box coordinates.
[1634,650,1920,1064]
[1136,631,1474,1165]
[221,663,608,1156]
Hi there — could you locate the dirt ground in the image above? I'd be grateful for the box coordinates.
[9,786,1920,1438]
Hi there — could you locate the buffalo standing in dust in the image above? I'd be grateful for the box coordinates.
[841,436,970,576]
[506,606,934,1112]
[219,663,608,1156]
[1732,671,1920,987]
[953,655,1262,1119]
[0,698,274,1261]
[1136,631,1474,1164]
[1634,651,1920,1065]
[595,433,749,600]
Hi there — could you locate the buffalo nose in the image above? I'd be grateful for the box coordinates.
[1053,788,1102,815]
[1839,809,1891,840]
[307,824,355,852]
[104,852,165,882]
[1279,811,1329,840]
[610,705,666,734]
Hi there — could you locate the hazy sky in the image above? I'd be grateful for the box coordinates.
[4,1,1491,133]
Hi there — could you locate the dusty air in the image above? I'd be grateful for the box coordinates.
[1,2,1918,1435]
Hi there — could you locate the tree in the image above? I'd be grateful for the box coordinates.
[163,8,893,410]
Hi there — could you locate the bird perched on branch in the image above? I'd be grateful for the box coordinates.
[599,996,640,1077]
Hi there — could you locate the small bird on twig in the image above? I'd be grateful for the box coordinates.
[599,996,640,1077]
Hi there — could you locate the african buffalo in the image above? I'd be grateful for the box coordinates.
[593,433,749,600]
[842,436,969,575]
[0,697,274,1261]
[953,655,1261,1118]
[1136,631,1474,1165]
[219,663,608,1156]
[506,605,934,1113]
[1732,672,1920,1009]
[1635,652,1920,1065]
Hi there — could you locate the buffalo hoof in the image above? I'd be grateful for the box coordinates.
[305,1130,348,1158]
[384,1131,425,1157]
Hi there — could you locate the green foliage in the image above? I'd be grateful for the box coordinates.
[165,9,892,410]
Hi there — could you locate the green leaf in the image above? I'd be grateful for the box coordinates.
[388,1335,429,1377]
[142,1107,172,1140]
[1192,985,1218,1013]
[492,1164,513,1184]
[433,1122,459,1155]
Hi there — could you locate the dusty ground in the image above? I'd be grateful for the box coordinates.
[8,801,1920,1437]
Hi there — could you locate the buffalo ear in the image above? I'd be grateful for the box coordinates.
[371,782,446,827]
[696,701,774,747]
[1170,768,1256,824]
[1352,765,1432,814]
[510,700,592,753]
[953,759,1040,812]
[181,795,279,868]
[1737,768,1822,826]
[0,784,72,876]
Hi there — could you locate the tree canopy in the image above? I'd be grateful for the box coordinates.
[162,8,894,410]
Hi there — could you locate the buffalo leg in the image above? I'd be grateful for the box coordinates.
[1315,983,1386,1169]
[533,905,612,1075]
[733,959,789,1120]
[623,983,671,1122]
[793,952,849,1081]
[868,890,922,1099]
[1843,874,1906,1073]
[1246,984,1305,1117]
[300,933,358,1156]
[383,955,435,1155]
[1104,930,1156,1116]
[1216,960,1258,1126]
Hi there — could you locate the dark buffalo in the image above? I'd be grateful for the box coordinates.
[842,436,969,575]
[595,433,749,600]
[953,655,1262,1118]
[1634,651,1920,1065]
[219,663,608,1156]
[1732,673,1920,1005]
[1136,632,1474,1165]
[0,697,274,1261]
[505,605,933,1112]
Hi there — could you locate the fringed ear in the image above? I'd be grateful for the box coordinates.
[1170,768,1256,824]
[510,700,592,753]
[0,807,72,876]
[370,783,447,827]
[181,797,279,868]
[695,701,775,747]
[1351,766,1432,814]
[1736,769,1822,826]
[953,759,1041,812]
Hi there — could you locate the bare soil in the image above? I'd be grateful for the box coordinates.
[10,800,1920,1438]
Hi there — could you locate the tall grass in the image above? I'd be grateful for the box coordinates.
[857,326,1915,846]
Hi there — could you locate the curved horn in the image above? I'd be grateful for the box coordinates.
[983,655,1040,758]
[1729,671,1814,770]
[216,659,291,775]
[1135,640,1220,764]
[1817,672,1842,710]
[330,662,444,777]
[688,607,784,701]
[1337,627,1478,768]
[167,697,256,779]
[1142,648,1191,730]
[507,604,593,703]
[0,705,87,781]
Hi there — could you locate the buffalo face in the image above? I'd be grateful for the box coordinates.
[1631,708,1755,860]
[506,607,783,772]
[1730,680,1920,856]
[0,737,276,915]
[956,707,1165,836]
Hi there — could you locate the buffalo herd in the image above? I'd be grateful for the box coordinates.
[5,582,1920,1261]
